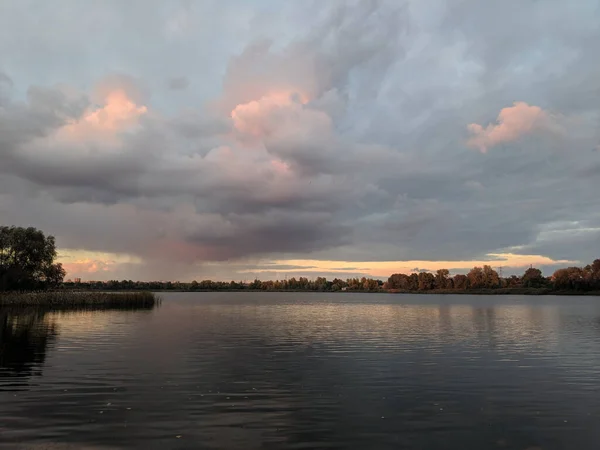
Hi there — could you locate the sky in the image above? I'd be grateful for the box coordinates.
[0,0,599,282]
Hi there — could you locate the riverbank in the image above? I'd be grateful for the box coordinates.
[0,291,160,307]
[57,288,600,295]
[386,288,600,295]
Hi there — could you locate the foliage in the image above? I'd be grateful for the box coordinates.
[58,259,600,295]
[6,224,598,295]
[385,259,600,293]
[521,267,545,288]
[62,277,383,292]
[0,226,65,292]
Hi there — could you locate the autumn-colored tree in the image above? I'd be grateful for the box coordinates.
[298,277,309,289]
[435,269,450,289]
[591,260,600,289]
[417,272,435,291]
[453,274,468,290]
[482,265,500,288]
[387,273,410,290]
[408,273,419,290]
[467,267,485,288]
[367,278,380,291]
[345,278,359,290]
[552,267,585,290]
[592,259,600,277]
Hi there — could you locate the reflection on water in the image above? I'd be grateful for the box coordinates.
[0,309,57,383]
[1,293,600,449]
[0,305,156,389]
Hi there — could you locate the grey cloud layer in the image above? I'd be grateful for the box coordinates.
[0,0,599,279]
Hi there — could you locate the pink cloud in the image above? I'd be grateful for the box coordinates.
[467,102,554,152]
[62,259,115,276]
[59,89,147,143]
[231,90,309,139]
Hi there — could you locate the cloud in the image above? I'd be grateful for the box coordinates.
[244,253,574,278]
[467,102,561,152]
[1,0,600,281]
[167,76,190,91]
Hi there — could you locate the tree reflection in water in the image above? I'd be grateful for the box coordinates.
[0,309,58,382]
[0,304,156,387]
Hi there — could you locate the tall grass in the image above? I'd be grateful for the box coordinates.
[0,291,160,307]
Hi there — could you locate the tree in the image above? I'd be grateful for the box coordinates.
[552,267,585,291]
[408,273,419,290]
[435,269,450,289]
[592,259,600,277]
[521,267,544,288]
[387,273,410,290]
[506,275,521,287]
[417,272,435,291]
[482,265,500,288]
[315,277,328,291]
[467,265,499,289]
[590,260,600,290]
[331,278,346,291]
[0,226,65,291]
[453,274,468,290]
[364,278,379,291]
[43,263,66,289]
[467,267,485,289]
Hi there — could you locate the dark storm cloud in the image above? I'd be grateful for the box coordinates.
[0,0,599,280]
[183,211,352,261]
[0,85,88,158]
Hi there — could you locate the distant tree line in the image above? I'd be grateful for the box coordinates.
[62,276,385,292]
[3,225,600,295]
[61,260,600,294]
[384,260,600,293]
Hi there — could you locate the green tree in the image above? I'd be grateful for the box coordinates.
[521,267,544,288]
[506,275,521,287]
[0,226,65,291]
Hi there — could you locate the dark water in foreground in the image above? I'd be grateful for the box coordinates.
[1,293,600,449]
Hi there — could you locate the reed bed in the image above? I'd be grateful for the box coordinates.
[0,291,160,307]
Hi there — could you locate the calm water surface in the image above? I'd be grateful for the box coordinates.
[1,293,600,449]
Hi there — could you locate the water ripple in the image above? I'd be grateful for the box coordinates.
[1,293,600,449]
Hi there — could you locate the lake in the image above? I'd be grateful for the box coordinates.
[1,293,600,449]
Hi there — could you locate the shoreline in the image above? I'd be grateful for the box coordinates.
[51,288,600,296]
[0,291,160,307]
